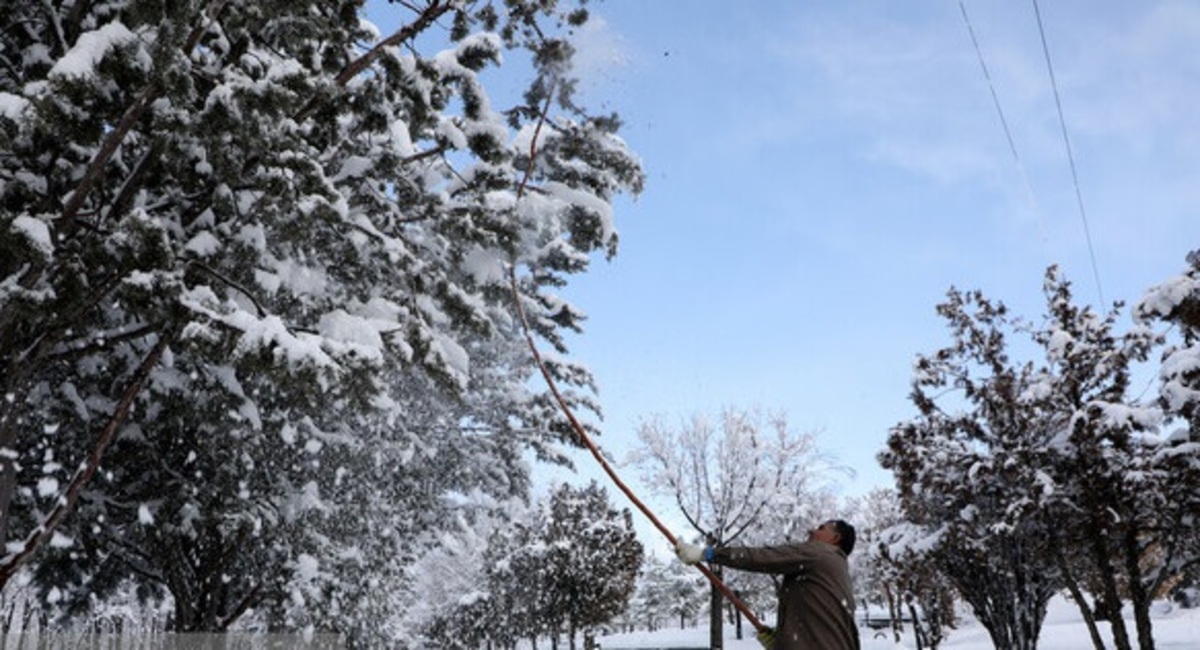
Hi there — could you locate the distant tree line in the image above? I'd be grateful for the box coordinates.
[419,482,643,650]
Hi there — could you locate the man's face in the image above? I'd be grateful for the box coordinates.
[809,520,841,547]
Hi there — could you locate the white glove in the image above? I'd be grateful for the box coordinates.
[675,541,706,565]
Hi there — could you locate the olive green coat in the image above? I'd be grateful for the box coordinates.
[712,540,859,650]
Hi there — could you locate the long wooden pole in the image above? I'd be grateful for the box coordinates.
[508,76,764,634]
[506,276,766,631]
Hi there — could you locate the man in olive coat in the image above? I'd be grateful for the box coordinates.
[676,519,859,650]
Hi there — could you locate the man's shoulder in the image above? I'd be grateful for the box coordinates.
[800,539,847,560]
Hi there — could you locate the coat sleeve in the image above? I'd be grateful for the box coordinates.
[709,542,821,575]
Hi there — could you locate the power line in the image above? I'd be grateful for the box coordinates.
[960,2,1019,164]
[1031,0,1106,307]
[958,1,1048,247]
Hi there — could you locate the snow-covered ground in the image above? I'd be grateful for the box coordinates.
[595,596,1200,648]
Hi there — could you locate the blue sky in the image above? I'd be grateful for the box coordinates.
[365,2,1200,520]
[548,0,1200,499]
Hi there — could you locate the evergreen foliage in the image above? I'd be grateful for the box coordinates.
[0,0,641,644]
[626,555,705,632]
[421,481,643,649]
[543,481,644,645]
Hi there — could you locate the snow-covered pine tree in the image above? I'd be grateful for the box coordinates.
[419,481,642,649]
[541,481,643,647]
[0,0,642,643]
[662,558,707,631]
[393,495,524,647]
[627,554,706,632]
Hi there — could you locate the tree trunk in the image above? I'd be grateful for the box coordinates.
[734,599,743,640]
[1090,526,1134,650]
[709,565,724,649]
[1120,529,1156,650]
[909,602,926,650]
[886,585,903,643]
[0,425,16,545]
[1057,555,1109,650]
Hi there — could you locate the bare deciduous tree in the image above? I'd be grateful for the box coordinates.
[631,406,843,648]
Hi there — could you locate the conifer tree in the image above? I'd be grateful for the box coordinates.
[0,0,642,642]
[422,481,642,649]
[629,555,705,632]
[541,481,643,647]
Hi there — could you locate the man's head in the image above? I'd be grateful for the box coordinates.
[811,519,856,556]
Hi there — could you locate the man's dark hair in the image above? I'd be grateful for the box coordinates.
[832,520,856,556]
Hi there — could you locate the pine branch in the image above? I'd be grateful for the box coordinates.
[185,259,267,318]
[294,0,456,122]
[218,582,262,630]
[0,325,175,590]
[58,0,230,236]
[57,82,161,236]
[46,323,159,363]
